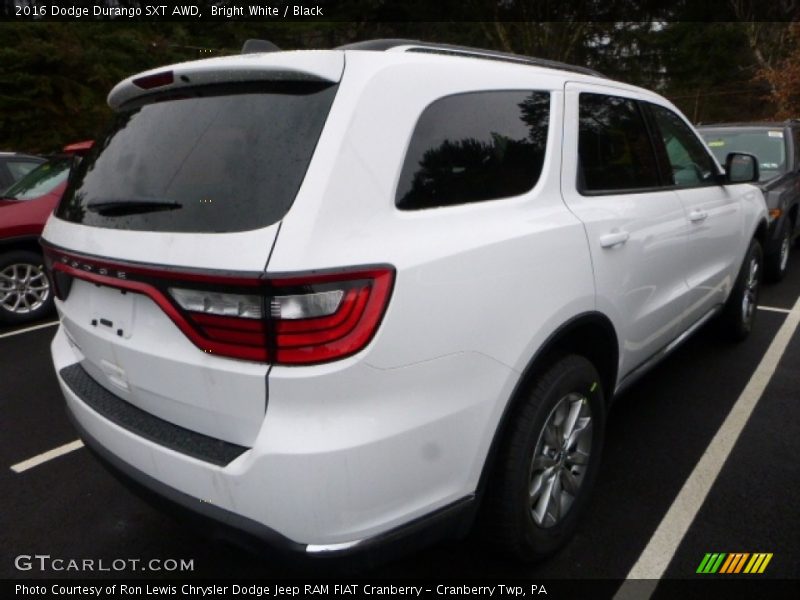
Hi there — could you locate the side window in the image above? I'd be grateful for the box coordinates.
[648,104,717,187]
[396,90,550,210]
[578,93,661,193]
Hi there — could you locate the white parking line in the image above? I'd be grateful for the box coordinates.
[10,440,84,474]
[0,321,59,340]
[615,294,800,597]
[758,305,792,314]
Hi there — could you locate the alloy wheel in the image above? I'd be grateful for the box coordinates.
[741,255,759,325]
[529,392,593,528]
[779,231,790,273]
[0,262,50,315]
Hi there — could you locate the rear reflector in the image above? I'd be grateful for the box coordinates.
[43,245,394,366]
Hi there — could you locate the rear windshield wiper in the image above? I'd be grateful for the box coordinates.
[86,197,183,216]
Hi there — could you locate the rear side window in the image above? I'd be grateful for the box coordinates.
[396,91,550,210]
[57,82,337,233]
[578,93,661,193]
[648,104,717,187]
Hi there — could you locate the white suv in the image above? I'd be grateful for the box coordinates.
[43,40,767,562]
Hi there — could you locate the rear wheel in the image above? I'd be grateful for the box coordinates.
[479,355,606,561]
[719,239,762,342]
[0,251,54,324]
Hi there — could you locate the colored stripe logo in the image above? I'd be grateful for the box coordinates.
[696,552,773,574]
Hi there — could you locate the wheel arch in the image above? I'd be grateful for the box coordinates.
[471,311,619,518]
[0,236,44,257]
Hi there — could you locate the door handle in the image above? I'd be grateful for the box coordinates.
[689,210,708,223]
[599,230,630,248]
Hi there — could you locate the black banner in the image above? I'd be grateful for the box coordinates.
[4,579,800,600]
[2,0,800,22]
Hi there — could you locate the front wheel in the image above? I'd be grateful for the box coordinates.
[479,355,606,561]
[765,222,791,282]
[719,239,762,342]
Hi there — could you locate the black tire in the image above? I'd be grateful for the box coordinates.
[719,239,762,342]
[478,354,606,562]
[765,221,791,283]
[0,250,55,325]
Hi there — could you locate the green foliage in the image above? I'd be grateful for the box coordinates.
[0,23,187,152]
[650,22,770,123]
[0,19,790,154]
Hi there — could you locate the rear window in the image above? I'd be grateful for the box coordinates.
[56,82,338,233]
[700,128,788,182]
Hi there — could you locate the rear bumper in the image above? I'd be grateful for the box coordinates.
[66,407,304,556]
[67,408,475,563]
[52,324,513,554]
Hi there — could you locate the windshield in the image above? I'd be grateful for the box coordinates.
[3,157,73,200]
[56,81,338,233]
[700,128,788,182]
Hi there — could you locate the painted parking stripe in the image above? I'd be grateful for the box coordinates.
[0,320,58,340]
[10,440,84,474]
[616,294,800,597]
[758,305,792,314]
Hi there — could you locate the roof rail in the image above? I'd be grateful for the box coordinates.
[337,38,605,78]
[241,39,280,54]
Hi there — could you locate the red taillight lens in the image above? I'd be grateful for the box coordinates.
[188,313,268,347]
[44,244,395,366]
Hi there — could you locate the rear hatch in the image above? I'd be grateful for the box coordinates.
[42,51,343,446]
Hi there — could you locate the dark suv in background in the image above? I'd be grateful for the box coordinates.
[699,121,800,281]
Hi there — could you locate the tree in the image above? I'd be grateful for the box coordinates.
[758,23,800,119]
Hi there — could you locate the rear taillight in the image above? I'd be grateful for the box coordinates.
[42,245,394,366]
[271,269,393,365]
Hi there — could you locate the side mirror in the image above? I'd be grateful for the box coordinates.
[725,152,759,183]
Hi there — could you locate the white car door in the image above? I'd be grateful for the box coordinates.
[561,83,691,383]
[644,102,744,325]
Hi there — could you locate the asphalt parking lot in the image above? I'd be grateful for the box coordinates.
[2,259,799,592]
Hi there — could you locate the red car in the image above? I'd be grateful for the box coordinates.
[0,141,93,324]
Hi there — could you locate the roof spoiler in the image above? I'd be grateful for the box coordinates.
[107,51,344,109]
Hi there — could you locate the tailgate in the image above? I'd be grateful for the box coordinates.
[42,51,343,446]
